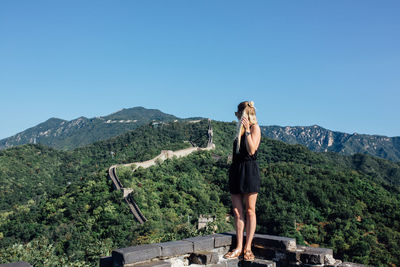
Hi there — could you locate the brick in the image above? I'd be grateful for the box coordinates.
[155,240,193,257]
[112,244,161,265]
[188,251,219,265]
[183,236,215,252]
[252,234,296,251]
[213,233,233,247]
[99,256,113,267]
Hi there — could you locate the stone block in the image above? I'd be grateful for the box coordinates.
[297,245,333,255]
[222,231,247,248]
[188,251,219,265]
[183,235,215,252]
[226,258,240,267]
[125,260,171,267]
[0,262,33,267]
[112,244,161,266]
[99,256,113,267]
[155,240,193,257]
[326,260,343,267]
[339,262,373,267]
[252,245,275,260]
[299,251,324,265]
[298,246,334,265]
[286,249,301,262]
[213,233,233,247]
[209,263,227,267]
[252,234,296,251]
[240,259,276,267]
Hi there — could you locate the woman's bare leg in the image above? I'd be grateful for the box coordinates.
[244,193,258,251]
[231,194,245,250]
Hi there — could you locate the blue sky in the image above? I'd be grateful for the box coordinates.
[1,0,399,139]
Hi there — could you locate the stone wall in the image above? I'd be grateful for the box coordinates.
[99,232,372,267]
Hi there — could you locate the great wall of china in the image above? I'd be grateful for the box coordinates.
[107,119,215,224]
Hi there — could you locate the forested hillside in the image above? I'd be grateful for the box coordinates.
[1,119,399,266]
[0,107,203,151]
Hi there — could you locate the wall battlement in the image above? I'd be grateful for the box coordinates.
[99,232,371,267]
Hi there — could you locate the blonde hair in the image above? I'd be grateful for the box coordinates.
[235,101,257,153]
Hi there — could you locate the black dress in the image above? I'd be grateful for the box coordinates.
[228,128,261,194]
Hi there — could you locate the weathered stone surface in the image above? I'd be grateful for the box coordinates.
[99,255,113,267]
[209,263,227,267]
[298,246,334,265]
[324,254,342,266]
[125,260,171,267]
[240,259,276,267]
[252,245,275,260]
[213,233,233,247]
[297,245,333,256]
[325,259,343,267]
[222,231,247,248]
[339,262,373,267]
[0,262,33,267]
[183,236,215,252]
[226,258,240,267]
[112,244,161,265]
[155,240,193,257]
[252,234,296,251]
[188,251,219,265]
[299,251,324,265]
[286,248,303,262]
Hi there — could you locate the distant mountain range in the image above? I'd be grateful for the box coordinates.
[1,107,399,161]
[0,107,202,150]
[261,125,400,161]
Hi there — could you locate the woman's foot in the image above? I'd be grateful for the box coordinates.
[223,248,243,259]
[243,249,255,261]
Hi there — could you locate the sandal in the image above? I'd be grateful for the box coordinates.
[223,248,243,259]
[243,250,255,261]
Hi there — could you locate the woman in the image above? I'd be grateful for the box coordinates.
[224,101,261,261]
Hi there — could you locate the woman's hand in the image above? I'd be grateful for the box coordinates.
[241,117,250,131]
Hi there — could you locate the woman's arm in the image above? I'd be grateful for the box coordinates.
[242,117,261,156]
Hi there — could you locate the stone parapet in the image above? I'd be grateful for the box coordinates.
[100,233,371,267]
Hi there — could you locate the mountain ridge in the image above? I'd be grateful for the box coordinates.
[261,125,400,161]
[0,107,203,150]
[1,107,399,161]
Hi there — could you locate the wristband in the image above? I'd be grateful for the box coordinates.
[245,131,251,136]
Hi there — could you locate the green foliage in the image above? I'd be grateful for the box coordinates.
[1,119,400,266]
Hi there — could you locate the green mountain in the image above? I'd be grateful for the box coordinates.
[261,125,400,162]
[0,120,399,266]
[0,107,203,151]
[2,106,399,163]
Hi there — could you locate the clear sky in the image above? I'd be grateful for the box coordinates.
[1,0,399,139]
